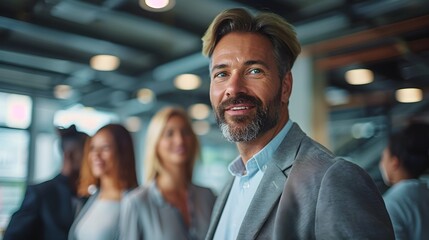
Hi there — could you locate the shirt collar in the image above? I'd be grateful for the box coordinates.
[150,181,167,206]
[228,119,293,177]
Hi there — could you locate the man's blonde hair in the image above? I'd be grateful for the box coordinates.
[202,8,301,78]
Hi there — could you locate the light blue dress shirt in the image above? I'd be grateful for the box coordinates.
[213,120,293,240]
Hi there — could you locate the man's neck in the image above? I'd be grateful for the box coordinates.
[237,118,289,163]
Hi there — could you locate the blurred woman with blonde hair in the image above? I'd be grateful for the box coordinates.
[120,106,216,240]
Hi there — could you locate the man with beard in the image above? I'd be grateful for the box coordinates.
[202,8,394,240]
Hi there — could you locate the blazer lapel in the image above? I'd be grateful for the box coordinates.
[273,123,306,171]
[237,123,306,239]
[205,176,234,239]
[236,162,286,239]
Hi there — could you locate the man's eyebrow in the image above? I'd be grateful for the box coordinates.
[211,63,228,72]
[244,60,269,69]
[211,60,269,72]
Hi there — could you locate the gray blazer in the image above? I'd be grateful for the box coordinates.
[119,182,216,240]
[205,123,394,240]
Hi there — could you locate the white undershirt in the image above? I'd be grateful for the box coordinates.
[75,198,120,240]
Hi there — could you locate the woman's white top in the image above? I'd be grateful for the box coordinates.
[74,198,120,240]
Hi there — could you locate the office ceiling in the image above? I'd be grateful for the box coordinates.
[1,0,429,119]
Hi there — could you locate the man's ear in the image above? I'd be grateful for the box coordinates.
[64,148,73,161]
[281,71,293,104]
[390,155,401,170]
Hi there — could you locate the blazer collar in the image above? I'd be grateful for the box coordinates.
[272,123,306,174]
[238,123,306,239]
[206,123,307,240]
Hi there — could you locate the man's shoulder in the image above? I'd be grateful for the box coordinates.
[298,136,337,162]
[27,174,66,194]
[284,123,335,159]
[290,134,365,179]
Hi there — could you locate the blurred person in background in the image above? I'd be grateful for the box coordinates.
[4,125,88,240]
[119,107,216,240]
[379,122,429,240]
[68,123,138,240]
[202,8,394,239]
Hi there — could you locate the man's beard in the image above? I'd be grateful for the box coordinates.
[214,91,281,142]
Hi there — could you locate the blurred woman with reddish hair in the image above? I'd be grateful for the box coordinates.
[69,123,138,240]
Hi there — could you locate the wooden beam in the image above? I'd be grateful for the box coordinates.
[305,15,429,56]
[315,38,429,70]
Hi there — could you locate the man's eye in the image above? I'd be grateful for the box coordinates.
[214,72,227,78]
[249,68,262,74]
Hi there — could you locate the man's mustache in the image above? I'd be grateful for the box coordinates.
[218,93,262,112]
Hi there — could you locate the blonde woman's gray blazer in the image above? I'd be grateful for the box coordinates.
[119,182,216,240]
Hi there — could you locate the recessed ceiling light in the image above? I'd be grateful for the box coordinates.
[325,87,349,106]
[174,74,201,90]
[139,0,175,12]
[125,116,142,132]
[137,88,155,104]
[54,84,73,99]
[395,88,423,103]
[90,55,120,71]
[345,69,374,85]
[188,103,210,120]
[351,122,375,139]
[192,120,211,135]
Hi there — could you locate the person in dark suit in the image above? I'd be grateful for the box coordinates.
[201,8,394,239]
[3,125,88,240]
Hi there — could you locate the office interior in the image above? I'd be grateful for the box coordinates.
[1,0,429,236]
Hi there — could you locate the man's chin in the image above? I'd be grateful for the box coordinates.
[225,114,253,124]
[223,120,249,131]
